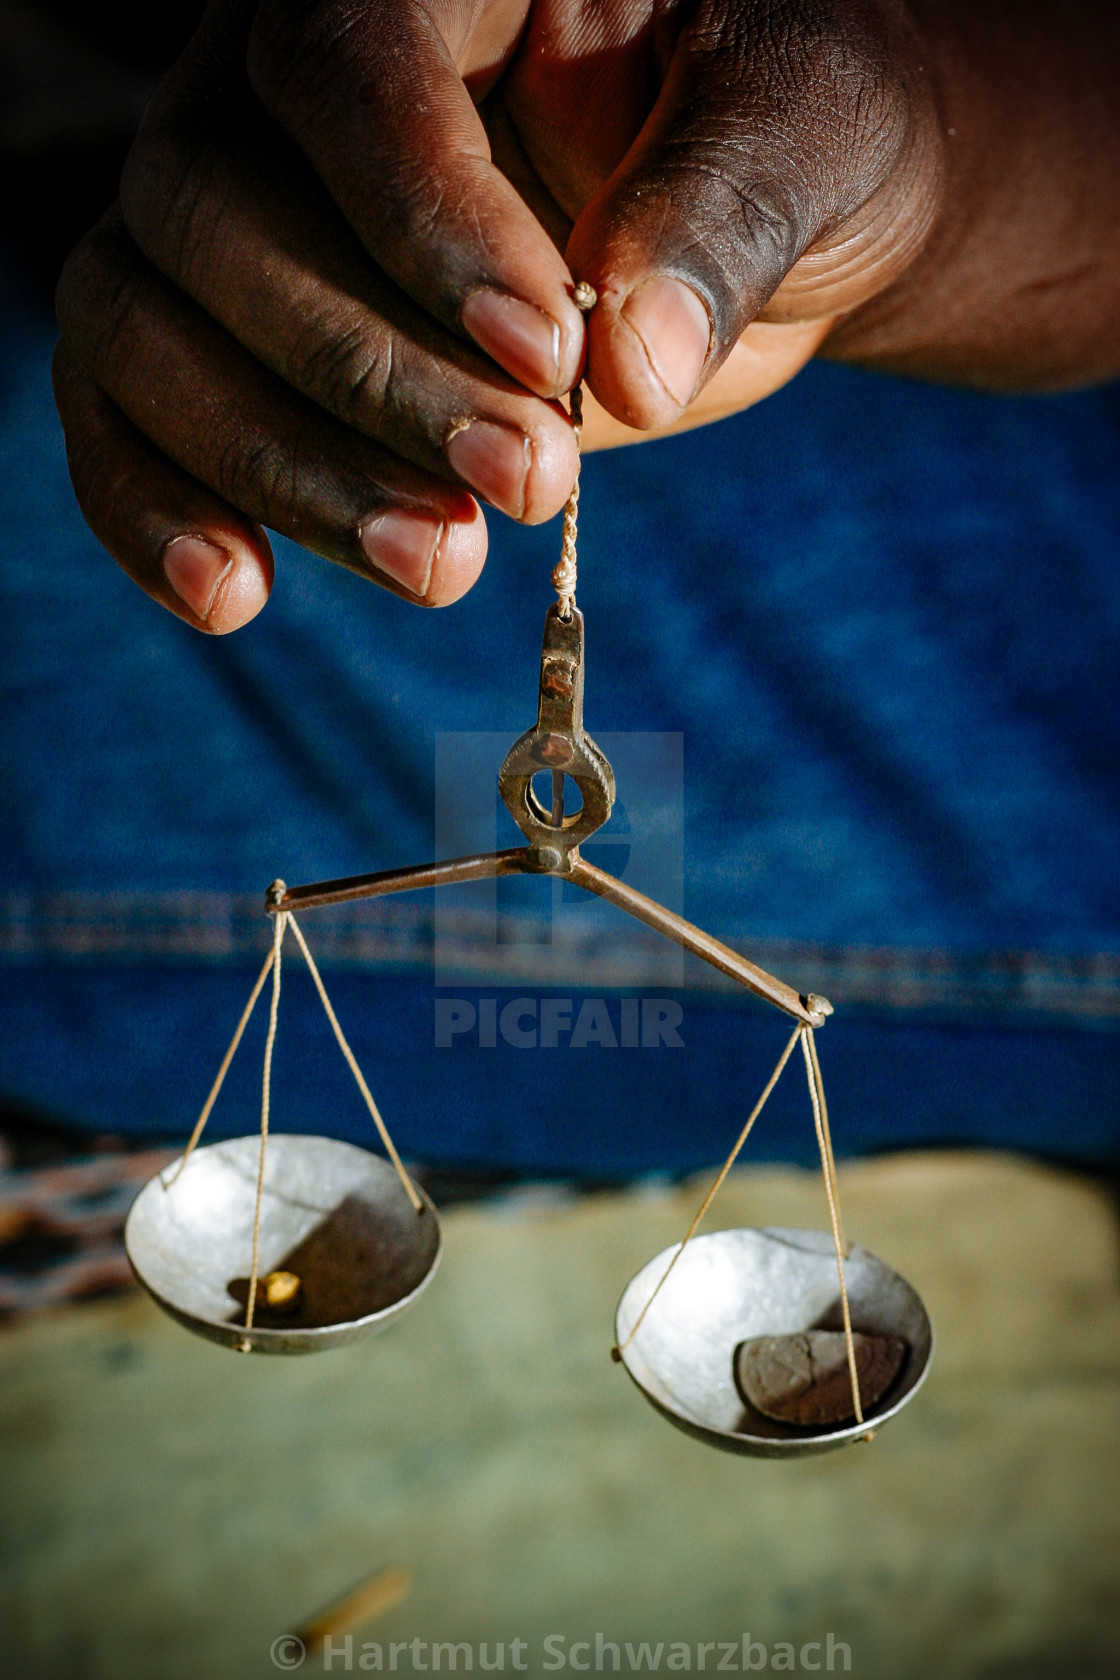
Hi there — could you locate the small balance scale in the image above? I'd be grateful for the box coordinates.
[126,365,932,1459]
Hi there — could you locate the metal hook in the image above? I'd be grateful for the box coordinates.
[497,605,615,870]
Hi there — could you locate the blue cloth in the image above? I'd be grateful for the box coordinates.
[2,256,1117,1172]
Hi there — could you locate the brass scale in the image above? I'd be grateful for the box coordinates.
[126,336,932,1459]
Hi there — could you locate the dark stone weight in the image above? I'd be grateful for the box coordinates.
[735,1330,906,1426]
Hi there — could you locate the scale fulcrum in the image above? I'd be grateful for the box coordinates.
[125,286,932,1451]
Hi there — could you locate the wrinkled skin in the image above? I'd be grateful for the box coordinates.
[52,0,1120,632]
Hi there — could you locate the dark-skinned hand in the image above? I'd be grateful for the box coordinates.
[52,0,1120,633]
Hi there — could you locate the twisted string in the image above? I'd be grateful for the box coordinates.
[552,280,597,618]
[552,385,582,618]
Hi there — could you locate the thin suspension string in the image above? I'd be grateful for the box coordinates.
[552,385,582,618]
[552,280,597,619]
[163,944,277,1189]
[286,913,423,1213]
[805,1023,846,1256]
[612,1022,803,1359]
[801,1027,863,1426]
[245,907,287,1332]
[166,902,421,1344]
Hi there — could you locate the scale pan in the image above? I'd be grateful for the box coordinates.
[615,1227,932,1457]
[125,1135,441,1354]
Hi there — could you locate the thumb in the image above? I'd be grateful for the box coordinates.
[567,0,943,429]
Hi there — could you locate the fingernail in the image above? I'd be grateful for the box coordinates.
[462,289,563,396]
[162,535,233,621]
[358,510,442,597]
[621,276,711,408]
[446,420,531,520]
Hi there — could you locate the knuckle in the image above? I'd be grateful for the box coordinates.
[386,168,450,243]
[119,122,185,241]
[292,315,398,428]
[120,122,226,296]
[689,0,913,219]
[249,0,456,241]
[215,436,289,522]
[55,223,113,334]
[77,450,142,544]
[54,232,99,343]
[347,340,401,427]
[248,0,370,126]
[214,421,337,540]
[51,367,144,545]
[55,220,145,377]
[633,0,919,334]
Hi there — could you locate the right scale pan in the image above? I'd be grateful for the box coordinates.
[614,1227,933,1458]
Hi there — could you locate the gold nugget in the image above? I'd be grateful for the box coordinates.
[262,1270,301,1311]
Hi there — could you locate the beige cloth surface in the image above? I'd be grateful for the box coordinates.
[1,1151,1117,1679]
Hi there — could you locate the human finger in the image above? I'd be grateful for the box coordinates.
[567,0,944,428]
[120,107,578,524]
[578,318,836,449]
[53,343,275,634]
[247,0,587,400]
[56,213,488,607]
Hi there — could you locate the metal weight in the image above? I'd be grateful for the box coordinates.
[125,1135,441,1354]
[614,1227,933,1457]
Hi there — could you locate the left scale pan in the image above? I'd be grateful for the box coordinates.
[125,1136,441,1354]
